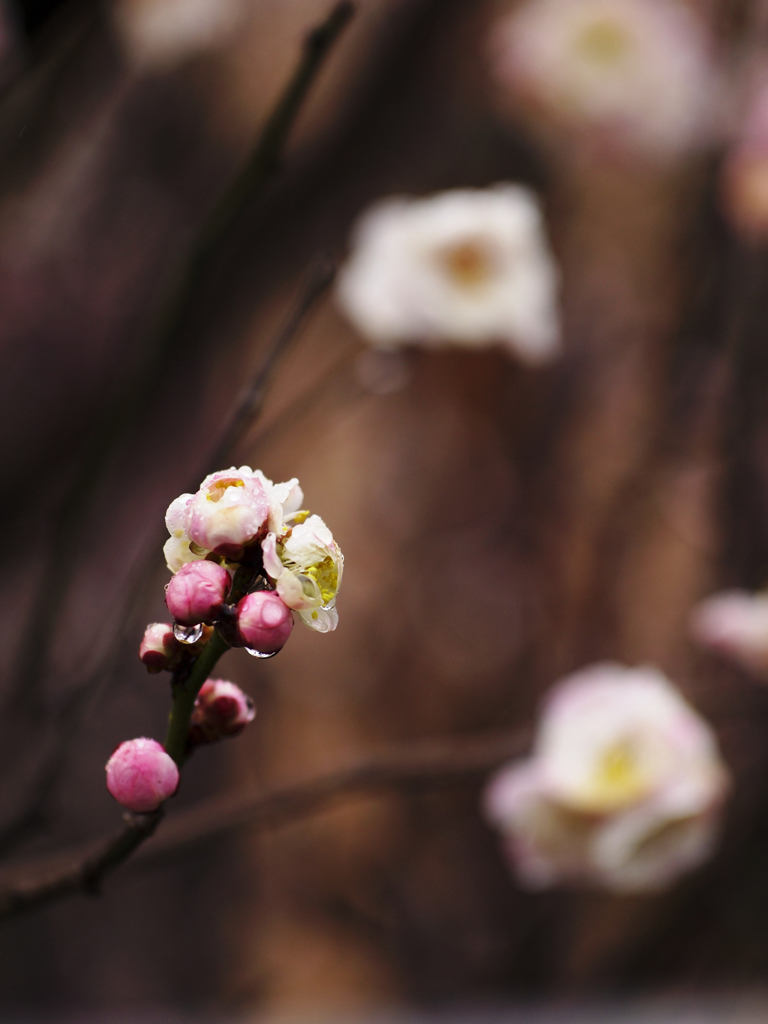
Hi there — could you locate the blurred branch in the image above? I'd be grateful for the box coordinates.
[13,1,355,710]
[0,807,163,919]
[0,727,527,921]
[206,258,336,472]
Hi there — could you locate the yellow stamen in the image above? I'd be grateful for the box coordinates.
[438,239,494,288]
[304,556,338,605]
[206,479,244,503]
[576,18,631,65]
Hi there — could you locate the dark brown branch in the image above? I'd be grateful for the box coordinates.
[13,1,355,712]
[0,257,337,862]
[0,809,163,919]
[0,728,528,921]
[205,258,336,471]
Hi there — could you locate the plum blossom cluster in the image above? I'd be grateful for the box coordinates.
[336,185,560,365]
[163,466,342,634]
[105,466,343,814]
[484,664,729,892]
[690,590,768,678]
[489,0,720,163]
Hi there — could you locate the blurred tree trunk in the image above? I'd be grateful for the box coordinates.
[0,0,766,1015]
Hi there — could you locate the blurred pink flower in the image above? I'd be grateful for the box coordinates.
[236,590,293,654]
[721,74,768,239]
[139,622,181,673]
[105,738,179,812]
[490,0,720,162]
[165,559,231,626]
[484,663,729,892]
[690,589,768,675]
[336,185,560,363]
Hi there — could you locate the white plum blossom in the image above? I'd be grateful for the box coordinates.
[164,468,341,634]
[163,468,302,572]
[690,590,768,677]
[113,0,245,70]
[484,663,729,893]
[336,185,560,364]
[490,0,719,162]
[262,515,343,633]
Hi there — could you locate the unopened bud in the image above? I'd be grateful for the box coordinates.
[139,622,181,673]
[236,590,293,654]
[165,559,231,626]
[105,738,179,812]
[189,679,255,745]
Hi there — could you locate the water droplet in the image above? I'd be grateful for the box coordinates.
[245,647,278,659]
[174,622,204,644]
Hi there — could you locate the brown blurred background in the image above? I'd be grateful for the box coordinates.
[0,0,767,1017]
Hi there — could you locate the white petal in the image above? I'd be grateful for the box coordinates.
[298,605,339,633]
[165,493,193,536]
[261,533,284,580]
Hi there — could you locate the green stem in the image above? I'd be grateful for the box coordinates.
[164,631,229,765]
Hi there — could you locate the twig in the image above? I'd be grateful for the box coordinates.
[0,810,163,919]
[13,1,355,710]
[0,258,337,858]
[205,258,336,473]
[0,728,527,921]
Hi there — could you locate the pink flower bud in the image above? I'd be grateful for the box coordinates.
[105,738,179,812]
[165,560,231,626]
[236,590,293,653]
[189,679,255,744]
[139,622,181,673]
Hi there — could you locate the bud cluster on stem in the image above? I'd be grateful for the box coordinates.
[106,466,343,815]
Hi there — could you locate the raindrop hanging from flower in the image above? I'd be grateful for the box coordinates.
[173,622,204,644]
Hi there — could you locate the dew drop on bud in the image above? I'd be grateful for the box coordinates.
[173,622,204,644]
[245,647,278,659]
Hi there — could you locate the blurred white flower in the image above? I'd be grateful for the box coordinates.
[113,0,245,70]
[490,0,719,162]
[484,663,729,892]
[336,185,560,364]
[690,590,768,676]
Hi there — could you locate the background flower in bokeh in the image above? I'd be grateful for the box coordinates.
[721,70,768,240]
[489,0,721,163]
[691,590,768,677]
[113,0,246,70]
[484,663,729,892]
[336,184,560,363]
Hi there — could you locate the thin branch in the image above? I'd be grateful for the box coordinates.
[0,810,163,919]
[0,259,336,859]
[205,258,336,473]
[0,728,527,921]
[13,1,355,710]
